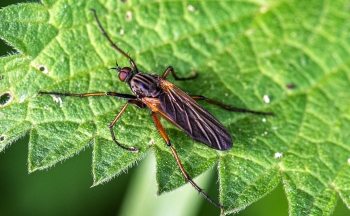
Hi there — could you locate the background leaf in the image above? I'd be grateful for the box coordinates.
[1,0,350,215]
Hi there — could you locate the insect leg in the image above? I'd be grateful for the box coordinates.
[161,66,198,81]
[128,99,147,108]
[91,9,139,73]
[191,95,273,116]
[38,91,137,100]
[151,112,223,209]
[110,100,146,153]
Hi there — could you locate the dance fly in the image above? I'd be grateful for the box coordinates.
[39,9,273,209]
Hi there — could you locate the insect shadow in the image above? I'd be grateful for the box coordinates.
[39,9,273,209]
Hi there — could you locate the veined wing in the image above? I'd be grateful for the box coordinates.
[142,79,232,150]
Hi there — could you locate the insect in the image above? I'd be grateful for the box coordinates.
[39,10,273,209]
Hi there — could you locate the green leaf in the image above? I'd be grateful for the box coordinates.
[1,0,349,215]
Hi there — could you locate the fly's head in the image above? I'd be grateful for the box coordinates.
[111,61,133,83]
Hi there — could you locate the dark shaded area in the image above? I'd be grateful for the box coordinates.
[0,136,133,216]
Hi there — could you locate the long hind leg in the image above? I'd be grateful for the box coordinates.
[191,95,273,116]
[151,112,223,209]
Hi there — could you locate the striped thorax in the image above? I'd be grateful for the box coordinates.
[130,73,162,98]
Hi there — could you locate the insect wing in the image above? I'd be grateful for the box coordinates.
[143,79,232,150]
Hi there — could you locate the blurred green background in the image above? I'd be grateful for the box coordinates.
[0,1,349,215]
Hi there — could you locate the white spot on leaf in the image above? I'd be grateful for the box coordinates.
[126,11,132,21]
[263,95,270,103]
[52,95,63,107]
[187,5,195,12]
[274,152,283,158]
[19,95,26,103]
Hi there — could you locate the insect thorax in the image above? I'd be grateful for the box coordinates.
[130,73,162,98]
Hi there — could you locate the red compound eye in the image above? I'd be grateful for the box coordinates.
[118,67,131,82]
